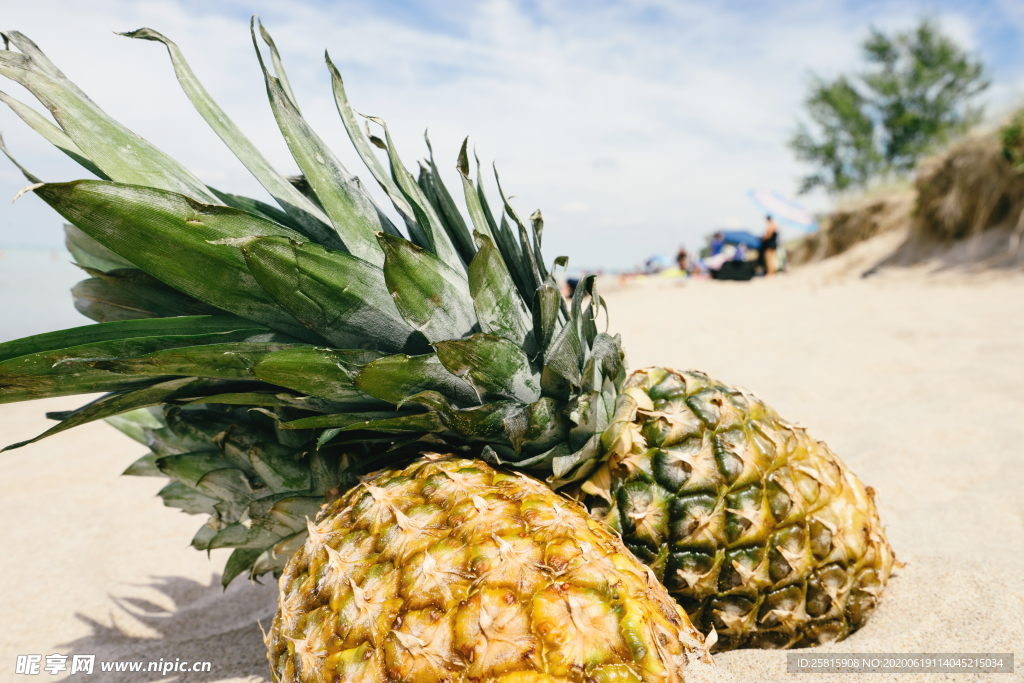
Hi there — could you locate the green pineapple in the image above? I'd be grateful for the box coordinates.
[0,20,893,654]
[584,368,895,650]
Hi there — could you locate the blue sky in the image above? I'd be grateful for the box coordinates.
[1,0,1023,270]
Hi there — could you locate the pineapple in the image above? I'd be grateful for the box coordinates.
[583,368,895,650]
[0,19,893,655]
[266,457,716,683]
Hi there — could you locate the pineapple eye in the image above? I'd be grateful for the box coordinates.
[750,424,779,461]
[707,594,757,633]
[669,494,720,550]
[767,525,809,582]
[767,481,792,521]
[719,546,764,592]
[724,485,764,544]
[647,373,688,401]
[642,417,673,448]
[808,621,847,646]
[615,482,671,550]
[847,588,879,627]
[808,519,833,559]
[712,435,743,485]
[806,563,848,618]
[666,549,720,598]
[757,584,804,626]
[805,578,832,617]
[651,448,692,491]
[685,389,722,427]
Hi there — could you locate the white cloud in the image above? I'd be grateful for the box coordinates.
[1,0,1019,269]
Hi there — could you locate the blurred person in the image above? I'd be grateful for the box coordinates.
[759,215,779,276]
[709,231,725,256]
[701,242,734,273]
[676,247,690,274]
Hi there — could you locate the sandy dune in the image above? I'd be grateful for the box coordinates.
[2,265,1022,682]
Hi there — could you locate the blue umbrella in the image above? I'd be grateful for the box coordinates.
[746,189,819,232]
[719,230,762,249]
[646,254,676,267]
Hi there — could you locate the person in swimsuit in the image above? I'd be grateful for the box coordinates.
[760,215,779,276]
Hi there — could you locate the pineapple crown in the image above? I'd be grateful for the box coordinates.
[0,21,626,488]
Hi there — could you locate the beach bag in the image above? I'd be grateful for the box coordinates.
[711,261,755,281]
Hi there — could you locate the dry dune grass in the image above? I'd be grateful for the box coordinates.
[881,132,1024,271]
[915,133,1024,242]
[790,121,1024,274]
[788,191,914,266]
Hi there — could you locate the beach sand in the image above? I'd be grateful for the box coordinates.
[2,261,1022,682]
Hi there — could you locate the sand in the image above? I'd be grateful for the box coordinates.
[2,261,1023,682]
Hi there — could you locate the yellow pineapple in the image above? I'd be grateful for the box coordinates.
[266,458,716,683]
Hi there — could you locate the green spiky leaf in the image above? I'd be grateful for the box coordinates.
[71,278,161,323]
[206,187,302,232]
[251,347,385,404]
[64,224,134,272]
[532,285,562,354]
[0,89,108,179]
[354,353,478,407]
[223,548,264,585]
[0,326,294,403]
[281,410,418,430]
[247,441,310,493]
[424,131,475,262]
[435,333,540,403]
[0,32,217,202]
[59,341,305,382]
[73,266,223,321]
[250,20,397,264]
[325,52,419,234]
[238,236,425,354]
[158,481,219,514]
[456,139,495,243]
[378,233,476,343]
[119,27,336,243]
[468,234,534,352]
[157,452,238,488]
[31,180,322,343]
[2,377,260,450]
[256,19,301,113]
[123,452,162,476]
[106,407,164,444]
[0,315,271,364]
[366,116,463,270]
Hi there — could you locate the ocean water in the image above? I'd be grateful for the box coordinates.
[0,248,90,343]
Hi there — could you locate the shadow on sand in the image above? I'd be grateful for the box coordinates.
[61,575,277,682]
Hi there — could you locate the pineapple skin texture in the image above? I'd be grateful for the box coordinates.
[594,368,895,651]
[267,458,714,683]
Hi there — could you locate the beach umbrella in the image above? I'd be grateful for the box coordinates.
[646,254,676,268]
[746,189,819,232]
[720,230,762,248]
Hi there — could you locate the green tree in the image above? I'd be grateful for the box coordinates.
[790,19,989,193]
